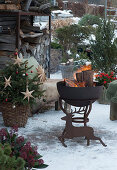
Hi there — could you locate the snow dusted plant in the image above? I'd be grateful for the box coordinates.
[0,126,48,169]
[96,72,117,89]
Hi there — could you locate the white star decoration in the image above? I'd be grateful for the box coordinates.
[21,88,34,102]
[4,76,11,88]
[36,65,46,82]
[14,55,22,66]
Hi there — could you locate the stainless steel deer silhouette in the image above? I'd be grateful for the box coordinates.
[59,114,107,147]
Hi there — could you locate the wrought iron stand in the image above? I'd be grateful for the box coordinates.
[58,98,106,147]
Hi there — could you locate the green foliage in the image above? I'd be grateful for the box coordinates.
[51,42,62,49]
[0,143,25,170]
[79,14,102,26]
[0,127,48,170]
[0,59,44,106]
[55,24,91,61]
[90,20,117,72]
[106,80,117,103]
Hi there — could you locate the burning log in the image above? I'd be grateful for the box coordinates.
[75,72,83,82]
[74,63,94,87]
[76,70,94,87]
[64,78,85,87]
[83,70,94,87]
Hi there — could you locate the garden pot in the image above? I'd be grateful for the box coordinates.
[110,102,117,120]
[98,86,110,105]
[1,103,29,127]
[59,64,74,79]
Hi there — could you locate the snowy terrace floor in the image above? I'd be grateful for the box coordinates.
[0,72,117,170]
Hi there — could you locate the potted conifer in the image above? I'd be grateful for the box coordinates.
[0,53,44,127]
[90,20,117,104]
[55,24,91,78]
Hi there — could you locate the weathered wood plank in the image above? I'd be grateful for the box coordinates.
[22,36,42,43]
[0,43,16,51]
[0,16,16,22]
[0,21,16,26]
[0,35,16,44]
[21,25,41,33]
[0,50,13,56]
[20,32,43,38]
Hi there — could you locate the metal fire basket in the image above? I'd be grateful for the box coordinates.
[57,81,106,147]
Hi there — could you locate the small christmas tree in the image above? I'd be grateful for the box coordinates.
[90,20,117,73]
[0,53,44,107]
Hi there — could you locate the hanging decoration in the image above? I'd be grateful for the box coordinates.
[14,55,22,67]
[36,65,46,82]
[4,76,11,88]
[21,87,34,102]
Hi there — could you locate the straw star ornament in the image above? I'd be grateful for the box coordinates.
[4,76,11,88]
[14,55,22,66]
[36,65,46,82]
[21,88,34,102]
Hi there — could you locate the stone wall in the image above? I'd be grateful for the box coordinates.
[50,48,62,73]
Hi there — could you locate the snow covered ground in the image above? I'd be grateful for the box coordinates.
[0,71,117,170]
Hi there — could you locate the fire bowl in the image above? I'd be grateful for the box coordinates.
[57,81,103,107]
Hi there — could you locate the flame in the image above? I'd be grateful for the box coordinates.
[64,64,92,87]
[64,79,85,87]
[73,64,92,80]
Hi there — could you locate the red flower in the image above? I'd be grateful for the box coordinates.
[104,81,107,84]
[20,152,27,160]
[12,125,18,132]
[26,73,28,76]
[16,136,24,144]
[14,52,18,56]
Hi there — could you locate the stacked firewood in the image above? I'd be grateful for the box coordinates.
[0,0,51,13]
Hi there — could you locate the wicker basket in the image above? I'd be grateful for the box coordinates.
[1,103,29,127]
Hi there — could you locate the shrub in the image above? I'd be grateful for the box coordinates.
[90,20,117,72]
[51,42,62,49]
[79,14,101,26]
[0,127,48,169]
[0,143,25,170]
[55,24,91,61]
